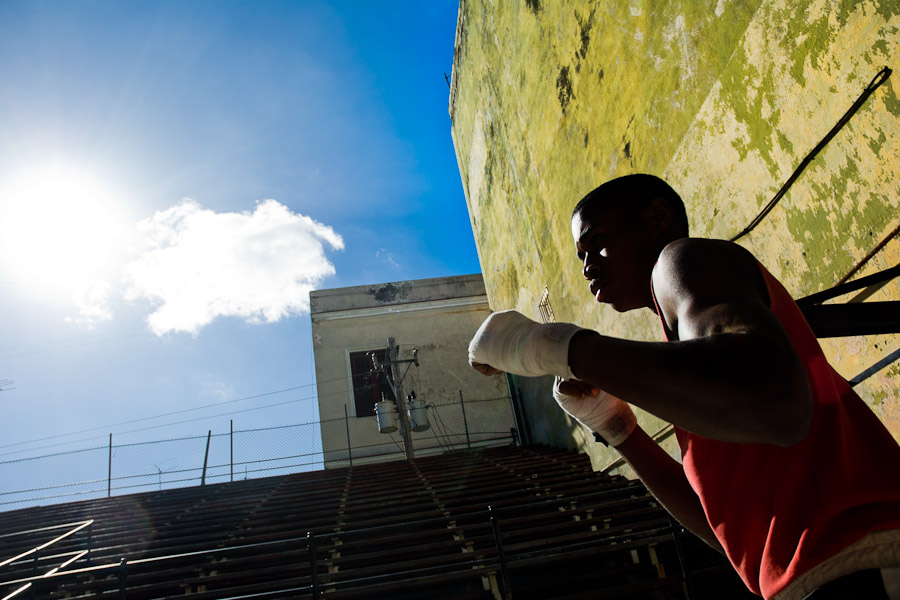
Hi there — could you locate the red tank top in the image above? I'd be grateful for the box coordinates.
[659,261,900,598]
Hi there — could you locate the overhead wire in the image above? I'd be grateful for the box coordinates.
[0,369,384,456]
[0,327,153,360]
[0,383,317,451]
[4,339,456,460]
[8,338,425,455]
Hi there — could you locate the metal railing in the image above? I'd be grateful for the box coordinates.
[0,394,516,513]
[0,520,93,600]
[0,488,687,600]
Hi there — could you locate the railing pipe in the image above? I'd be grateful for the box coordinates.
[307,532,319,600]
[1,397,514,510]
[108,434,113,497]
[0,520,94,568]
[0,494,666,598]
[87,520,93,566]
[667,515,693,600]
[201,430,211,486]
[118,558,127,599]
[344,405,352,468]
[2,582,31,600]
[459,390,471,449]
[488,505,511,600]
[29,555,36,600]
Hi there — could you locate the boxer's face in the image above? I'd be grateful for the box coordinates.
[572,201,659,312]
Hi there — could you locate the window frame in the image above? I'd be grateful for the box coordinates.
[347,348,395,418]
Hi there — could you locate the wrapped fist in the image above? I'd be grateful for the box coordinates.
[468,310,584,380]
[553,377,636,447]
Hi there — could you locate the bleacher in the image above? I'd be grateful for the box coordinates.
[0,445,751,599]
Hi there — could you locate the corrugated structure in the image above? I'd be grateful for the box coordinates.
[0,445,752,599]
[449,0,900,472]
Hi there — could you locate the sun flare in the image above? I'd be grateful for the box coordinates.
[0,164,130,298]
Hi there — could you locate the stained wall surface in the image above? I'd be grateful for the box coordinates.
[310,275,512,466]
[450,0,900,471]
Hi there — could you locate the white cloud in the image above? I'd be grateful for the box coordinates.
[125,199,343,335]
[66,280,114,328]
[376,248,400,268]
[200,376,235,400]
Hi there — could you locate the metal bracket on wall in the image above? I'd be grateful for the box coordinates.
[797,263,900,338]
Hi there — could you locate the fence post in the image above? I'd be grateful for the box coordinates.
[107,434,113,497]
[308,532,319,599]
[230,420,234,483]
[201,430,212,486]
[30,553,37,600]
[118,558,128,599]
[489,506,511,599]
[459,391,471,449]
[87,521,93,567]
[344,405,353,467]
[667,514,694,600]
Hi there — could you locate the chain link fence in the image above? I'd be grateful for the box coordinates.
[0,394,516,513]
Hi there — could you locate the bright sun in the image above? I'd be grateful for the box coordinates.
[0,164,130,296]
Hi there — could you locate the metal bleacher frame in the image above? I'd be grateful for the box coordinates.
[0,444,745,600]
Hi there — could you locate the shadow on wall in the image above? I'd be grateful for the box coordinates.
[508,373,582,450]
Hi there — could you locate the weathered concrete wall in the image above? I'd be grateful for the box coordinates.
[310,274,511,466]
[450,0,900,473]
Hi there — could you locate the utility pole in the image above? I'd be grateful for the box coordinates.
[385,337,414,460]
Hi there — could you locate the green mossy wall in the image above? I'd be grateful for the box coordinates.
[450,0,900,473]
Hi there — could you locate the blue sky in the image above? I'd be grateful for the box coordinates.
[0,1,477,461]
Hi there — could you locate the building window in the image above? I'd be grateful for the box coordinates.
[349,349,395,417]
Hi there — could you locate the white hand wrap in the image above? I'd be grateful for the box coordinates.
[553,379,637,447]
[468,310,583,379]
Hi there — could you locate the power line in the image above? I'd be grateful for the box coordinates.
[0,328,151,360]
[0,370,384,456]
[0,393,319,459]
[0,384,316,451]
[0,387,493,460]
[2,343,441,457]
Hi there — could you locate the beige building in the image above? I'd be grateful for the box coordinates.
[310,274,513,468]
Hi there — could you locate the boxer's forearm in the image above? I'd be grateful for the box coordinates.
[567,330,812,447]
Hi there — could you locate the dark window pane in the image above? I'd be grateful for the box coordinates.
[349,349,394,417]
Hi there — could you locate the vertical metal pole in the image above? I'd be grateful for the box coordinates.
[30,554,37,600]
[201,430,212,485]
[459,391,471,449]
[108,434,113,497]
[307,532,319,600]
[667,514,694,600]
[489,506,511,599]
[344,405,353,467]
[230,420,234,483]
[118,558,128,599]
[87,521,94,567]
[387,337,414,460]
[506,376,530,447]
